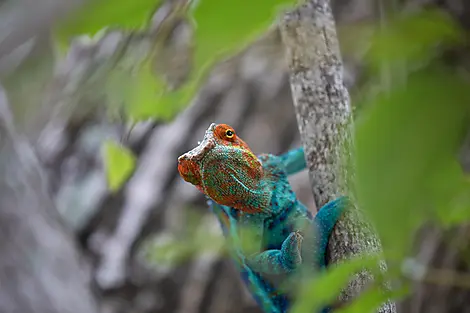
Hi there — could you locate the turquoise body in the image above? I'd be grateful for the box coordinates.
[207,148,348,313]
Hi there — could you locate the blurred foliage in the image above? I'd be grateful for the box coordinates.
[355,65,470,259]
[55,0,297,191]
[106,61,195,121]
[365,10,463,73]
[102,140,136,192]
[146,208,226,266]
[292,256,377,313]
[55,0,470,312]
[146,209,268,266]
[289,250,405,313]
[54,0,296,124]
[55,0,162,48]
[356,7,470,259]
[190,0,295,77]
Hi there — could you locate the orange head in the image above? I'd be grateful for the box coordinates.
[177,123,270,212]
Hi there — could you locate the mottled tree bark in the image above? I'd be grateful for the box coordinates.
[279,1,396,312]
[279,0,353,207]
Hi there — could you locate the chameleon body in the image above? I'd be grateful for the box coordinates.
[177,123,348,313]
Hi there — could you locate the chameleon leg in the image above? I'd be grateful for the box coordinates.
[208,198,303,275]
[279,147,306,176]
[207,200,286,313]
[245,231,303,275]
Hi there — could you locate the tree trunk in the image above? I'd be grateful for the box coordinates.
[279,1,396,312]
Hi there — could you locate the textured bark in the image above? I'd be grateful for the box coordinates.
[279,0,353,207]
[279,0,396,312]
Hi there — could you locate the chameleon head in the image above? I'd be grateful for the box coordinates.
[177,123,267,212]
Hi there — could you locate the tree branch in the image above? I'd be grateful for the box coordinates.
[279,1,353,208]
[279,0,396,311]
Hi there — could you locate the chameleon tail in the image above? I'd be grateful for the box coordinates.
[313,196,351,268]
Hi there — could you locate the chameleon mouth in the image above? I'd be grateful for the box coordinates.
[177,123,217,185]
[177,157,202,186]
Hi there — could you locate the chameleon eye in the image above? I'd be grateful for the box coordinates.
[225,129,234,138]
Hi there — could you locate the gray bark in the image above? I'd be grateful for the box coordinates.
[279,0,353,208]
[279,0,396,312]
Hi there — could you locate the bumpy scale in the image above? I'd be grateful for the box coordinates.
[178,123,348,313]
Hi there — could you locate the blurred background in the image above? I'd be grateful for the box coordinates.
[0,0,469,312]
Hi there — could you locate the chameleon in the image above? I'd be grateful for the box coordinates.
[177,123,349,313]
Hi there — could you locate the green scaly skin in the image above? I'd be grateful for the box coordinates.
[178,123,348,313]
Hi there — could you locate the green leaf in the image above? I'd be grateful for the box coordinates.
[190,0,295,79]
[133,78,196,121]
[431,162,470,227]
[103,140,136,191]
[291,255,381,313]
[125,63,167,119]
[55,0,162,48]
[106,62,194,121]
[119,0,298,122]
[355,65,470,258]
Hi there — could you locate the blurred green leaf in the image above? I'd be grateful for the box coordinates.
[148,228,226,265]
[355,65,470,258]
[56,0,299,123]
[125,63,166,119]
[336,284,408,313]
[291,255,380,313]
[147,237,195,266]
[366,9,463,72]
[55,0,161,48]
[190,0,295,78]
[103,140,136,191]
[431,161,470,227]
[442,193,470,227]
[140,80,196,121]
[147,208,226,266]
[106,62,194,121]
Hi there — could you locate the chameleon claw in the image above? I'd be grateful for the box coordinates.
[293,231,304,250]
[282,231,303,268]
[293,230,303,238]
